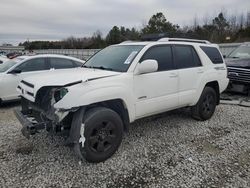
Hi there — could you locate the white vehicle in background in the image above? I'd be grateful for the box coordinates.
[0,54,85,103]
[15,38,229,162]
[0,55,8,64]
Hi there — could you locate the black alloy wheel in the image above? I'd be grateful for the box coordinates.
[191,87,217,120]
[80,107,123,163]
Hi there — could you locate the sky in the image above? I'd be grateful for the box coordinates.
[0,0,249,45]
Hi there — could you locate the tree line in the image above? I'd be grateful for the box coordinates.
[19,11,250,50]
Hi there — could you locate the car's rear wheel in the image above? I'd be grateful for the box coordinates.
[80,107,123,163]
[191,87,217,121]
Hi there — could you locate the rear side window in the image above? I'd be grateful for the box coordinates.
[73,61,83,67]
[174,45,201,69]
[200,46,223,64]
[140,45,173,71]
[50,58,75,69]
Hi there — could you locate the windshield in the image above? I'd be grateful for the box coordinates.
[84,45,144,72]
[228,45,250,58]
[0,60,18,73]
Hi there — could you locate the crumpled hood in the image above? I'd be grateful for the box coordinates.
[22,68,121,89]
[225,58,250,69]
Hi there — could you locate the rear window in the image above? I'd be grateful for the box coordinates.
[50,58,75,69]
[200,46,223,64]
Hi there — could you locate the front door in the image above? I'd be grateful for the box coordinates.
[134,45,179,118]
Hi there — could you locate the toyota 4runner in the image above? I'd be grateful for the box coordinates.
[14,38,229,162]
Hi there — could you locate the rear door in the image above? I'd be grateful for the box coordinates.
[173,45,204,106]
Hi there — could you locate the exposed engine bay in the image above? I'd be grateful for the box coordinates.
[18,87,77,138]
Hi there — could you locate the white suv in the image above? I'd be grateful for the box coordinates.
[14,38,229,162]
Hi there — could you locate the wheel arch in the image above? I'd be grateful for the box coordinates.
[204,81,220,105]
[85,99,130,132]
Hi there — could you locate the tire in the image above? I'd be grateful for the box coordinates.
[191,87,217,121]
[80,107,123,163]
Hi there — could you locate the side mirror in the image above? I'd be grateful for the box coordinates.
[223,55,226,58]
[8,69,22,74]
[136,59,158,75]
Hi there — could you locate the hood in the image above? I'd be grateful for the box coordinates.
[225,58,250,69]
[22,68,121,89]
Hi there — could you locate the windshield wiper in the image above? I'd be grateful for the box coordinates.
[82,64,90,68]
[82,65,113,71]
[92,66,113,71]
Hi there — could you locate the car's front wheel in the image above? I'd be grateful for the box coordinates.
[80,107,123,163]
[191,87,217,121]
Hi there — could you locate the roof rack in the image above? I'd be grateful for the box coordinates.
[158,38,211,44]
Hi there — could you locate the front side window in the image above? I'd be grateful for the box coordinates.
[174,45,202,69]
[50,58,75,69]
[84,45,144,72]
[16,58,47,72]
[140,45,173,71]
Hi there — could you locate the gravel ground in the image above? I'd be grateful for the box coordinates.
[0,100,250,188]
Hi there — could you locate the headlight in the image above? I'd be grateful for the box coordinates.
[54,88,68,102]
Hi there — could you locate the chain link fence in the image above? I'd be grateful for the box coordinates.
[33,49,100,60]
[1,43,244,60]
[33,43,243,60]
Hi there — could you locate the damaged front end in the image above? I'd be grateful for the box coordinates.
[15,84,82,142]
[15,84,86,159]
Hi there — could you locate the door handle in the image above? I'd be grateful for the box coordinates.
[169,73,178,78]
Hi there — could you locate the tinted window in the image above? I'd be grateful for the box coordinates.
[200,46,223,64]
[192,47,202,66]
[174,45,201,69]
[141,45,173,71]
[50,58,75,69]
[17,58,47,72]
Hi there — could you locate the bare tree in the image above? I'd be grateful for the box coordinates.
[193,14,198,29]
[239,13,245,29]
[228,14,237,32]
[246,11,250,27]
[202,13,210,26]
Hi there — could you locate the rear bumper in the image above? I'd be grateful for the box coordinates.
[14,108,45,139]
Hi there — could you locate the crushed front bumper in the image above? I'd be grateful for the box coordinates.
[14,108,46,139]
